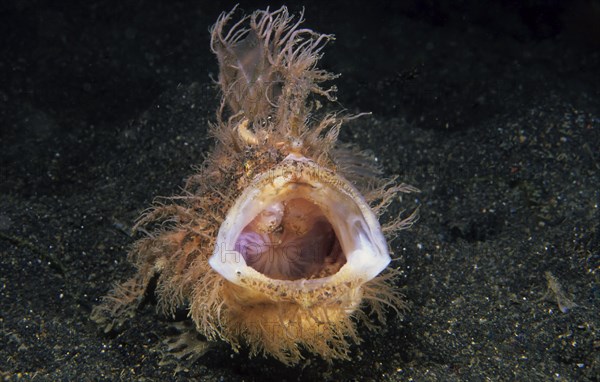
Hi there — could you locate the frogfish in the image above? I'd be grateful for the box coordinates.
[92,6,417,366]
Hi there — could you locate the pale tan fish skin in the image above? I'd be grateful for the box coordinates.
[92,6,418,366]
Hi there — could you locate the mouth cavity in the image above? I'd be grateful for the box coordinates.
[209,157,390,288]
[235,197,346,280]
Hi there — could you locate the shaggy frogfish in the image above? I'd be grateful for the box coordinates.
[92,6,417,366]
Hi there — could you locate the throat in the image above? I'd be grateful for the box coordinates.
[234,198,346,280]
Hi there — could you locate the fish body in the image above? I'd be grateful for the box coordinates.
[92,6,417,365]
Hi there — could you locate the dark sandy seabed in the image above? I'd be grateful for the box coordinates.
[1,0,598,381]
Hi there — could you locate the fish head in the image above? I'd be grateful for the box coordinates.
[208,153,390,309]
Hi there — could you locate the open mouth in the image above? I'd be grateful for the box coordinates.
[209,155,390,289]
[235,197,346,281]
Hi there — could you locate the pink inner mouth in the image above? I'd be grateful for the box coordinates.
[234,198,346,280]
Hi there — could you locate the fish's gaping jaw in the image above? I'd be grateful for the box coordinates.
[208,154,390,307]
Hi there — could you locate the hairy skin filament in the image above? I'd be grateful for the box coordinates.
[92,6,417,366]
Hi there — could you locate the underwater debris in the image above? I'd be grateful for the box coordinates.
[543,271,577,313]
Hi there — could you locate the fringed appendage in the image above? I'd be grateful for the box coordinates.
[210,6,338,130]
[91,271,155,332]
